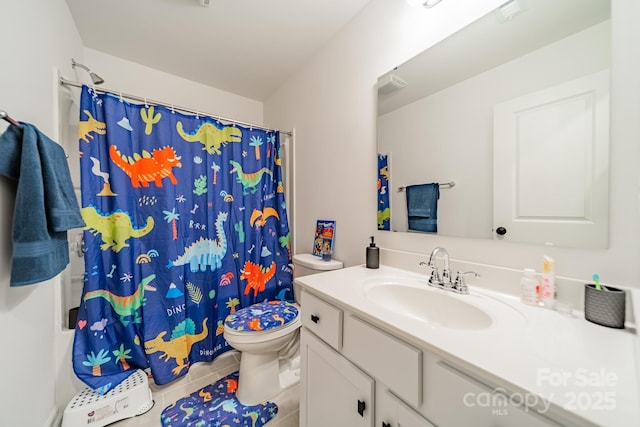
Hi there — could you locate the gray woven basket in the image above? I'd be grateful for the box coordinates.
[584,284,626,329]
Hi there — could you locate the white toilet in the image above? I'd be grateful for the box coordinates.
[223,254,343,405]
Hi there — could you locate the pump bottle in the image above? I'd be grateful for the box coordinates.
[366,236,379,269]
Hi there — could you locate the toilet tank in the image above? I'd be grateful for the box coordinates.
[292,253,343,303]
[292,253,343,278]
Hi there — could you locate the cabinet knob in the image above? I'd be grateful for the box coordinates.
[382,423,391,427]
[357,399,366,416]
[310,314,320,324]
[495,226,507,236]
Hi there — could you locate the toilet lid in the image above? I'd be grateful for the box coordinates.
[224,301,299,333]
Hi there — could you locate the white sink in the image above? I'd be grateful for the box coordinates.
[362,276,524,331]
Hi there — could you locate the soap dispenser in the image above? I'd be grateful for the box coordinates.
[366,236,379,269]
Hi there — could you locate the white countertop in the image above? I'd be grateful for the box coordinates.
[295,264,640,427]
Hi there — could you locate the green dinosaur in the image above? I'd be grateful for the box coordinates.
[377,207,390,229]
[176,121,242,155]
[84,274,156,326]
[229,160,273,195]
[180,402,196,422]
[243,409,261,427]
[82,206,154,253]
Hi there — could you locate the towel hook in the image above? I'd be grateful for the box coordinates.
[1,109,20,126]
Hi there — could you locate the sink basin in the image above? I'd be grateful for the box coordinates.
[362,276,523,331]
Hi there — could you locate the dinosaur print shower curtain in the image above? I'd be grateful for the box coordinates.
[378,154,390,230]
[73,86,293,394]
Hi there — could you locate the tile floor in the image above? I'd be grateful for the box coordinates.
[114,350,300,427]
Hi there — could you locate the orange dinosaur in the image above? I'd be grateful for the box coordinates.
[199,389,212,402]
[241,260,276,297]
[225,378,238,394]
[248,318,263,331]
[249,207,280,228]
[272,314,285,326]
[109,144,182,188]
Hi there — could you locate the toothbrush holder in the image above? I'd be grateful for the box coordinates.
[584,284,626,329]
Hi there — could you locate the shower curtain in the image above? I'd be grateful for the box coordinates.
[378,154,390,230]
[73,86,293,394]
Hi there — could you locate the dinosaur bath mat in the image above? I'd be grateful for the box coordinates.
[160,371,278,427]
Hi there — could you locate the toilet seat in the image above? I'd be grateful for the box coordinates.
[224,301,300,343]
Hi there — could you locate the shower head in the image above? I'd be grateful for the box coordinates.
[71,58,105,85]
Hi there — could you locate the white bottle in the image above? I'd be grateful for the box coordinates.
[540,255,556,308]
[520,268,539,306]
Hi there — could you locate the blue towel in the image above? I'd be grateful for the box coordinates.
[0,123,84,286]
[406,183,439,233]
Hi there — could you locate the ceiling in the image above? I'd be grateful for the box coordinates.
[65,0,372,101]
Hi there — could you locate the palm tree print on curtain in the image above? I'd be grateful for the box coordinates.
[73,86,293,394]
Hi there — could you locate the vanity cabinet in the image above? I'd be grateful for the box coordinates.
[300,329,374,427]
[300,289,568,427]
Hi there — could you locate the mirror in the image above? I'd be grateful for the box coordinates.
[376,0,611,249]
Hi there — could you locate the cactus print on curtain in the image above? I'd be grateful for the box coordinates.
[73,86,293,394]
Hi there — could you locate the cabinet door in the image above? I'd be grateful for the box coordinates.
[398,402,434,427]
[301,328,374,427]
[377,386,436,427]
[424,360,564,427]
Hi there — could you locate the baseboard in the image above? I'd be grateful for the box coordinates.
[46,407,61,427]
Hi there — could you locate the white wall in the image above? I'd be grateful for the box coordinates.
[265,0,505,265]
[379,21,609,239]
[83,48,264,125]
[265,0,640,289]
[0,2,84,426]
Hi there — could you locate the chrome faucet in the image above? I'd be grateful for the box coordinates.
[421,247,452,289]
[420,247,479,295]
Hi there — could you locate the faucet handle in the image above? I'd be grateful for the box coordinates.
[420,261,441,287]
[453,271,480,294]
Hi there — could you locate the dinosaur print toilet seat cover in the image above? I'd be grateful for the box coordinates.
[224,301,299,333]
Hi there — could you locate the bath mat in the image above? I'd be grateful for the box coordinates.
[160,371,278,427]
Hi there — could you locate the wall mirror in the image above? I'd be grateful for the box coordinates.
[376,0,610,249]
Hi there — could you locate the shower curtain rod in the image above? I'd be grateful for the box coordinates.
[59,77,293,137]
